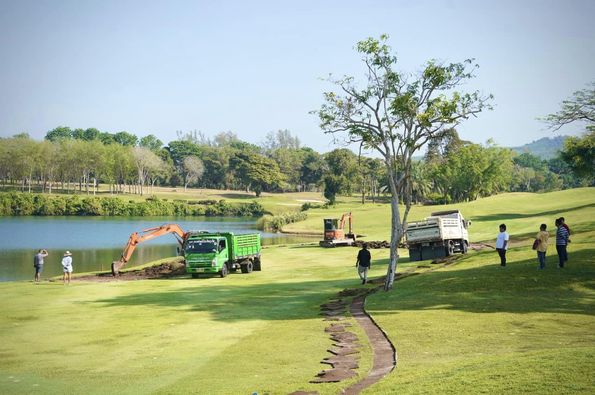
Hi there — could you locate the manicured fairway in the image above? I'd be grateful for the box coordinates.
[1,188,593,394]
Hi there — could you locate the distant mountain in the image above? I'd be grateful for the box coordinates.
[510,136,568,159]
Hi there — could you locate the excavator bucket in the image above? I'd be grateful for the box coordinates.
[111,260,124,276]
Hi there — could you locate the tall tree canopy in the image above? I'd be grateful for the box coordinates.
[559,131,594,183]
[315,35,492,290]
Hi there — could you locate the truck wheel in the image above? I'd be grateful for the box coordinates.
[191,273,199,279]
[220,264,228,278]
[253,258,261,271]
[241,261,253,274]
[446,241,455,256]
[462,241,468,254]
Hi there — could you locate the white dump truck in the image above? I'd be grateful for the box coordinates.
[405,210,470,261]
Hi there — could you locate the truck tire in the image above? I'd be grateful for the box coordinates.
[220,264,228,278]
[191,273,199,279]
[446,241,455,256]
[241,261,253,274]
[253,258,262,271]
[462,241,468,254]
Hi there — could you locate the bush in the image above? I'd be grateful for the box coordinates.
[258,211,308,232]
[424,192,451,205]
[301,202,323,211]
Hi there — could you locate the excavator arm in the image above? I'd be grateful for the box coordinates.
[111,224,188,276]
[339,212,353,235]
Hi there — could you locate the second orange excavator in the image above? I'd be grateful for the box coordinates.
[319,212,356,247]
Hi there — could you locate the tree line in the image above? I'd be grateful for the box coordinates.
[0,125,590,203]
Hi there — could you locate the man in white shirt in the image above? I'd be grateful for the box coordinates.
[495,224,509,267]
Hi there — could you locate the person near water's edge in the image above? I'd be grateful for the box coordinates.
[356,243,371,284]
[62,251,73,285]
[33,249,48,283]
[495,224,509,267]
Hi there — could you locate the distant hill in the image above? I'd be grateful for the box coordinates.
[510,136,568,159]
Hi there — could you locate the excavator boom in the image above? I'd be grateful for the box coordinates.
[111,224,188,276]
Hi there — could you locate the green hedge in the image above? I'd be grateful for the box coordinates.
[257,211,308,232]
[0,193,264,217]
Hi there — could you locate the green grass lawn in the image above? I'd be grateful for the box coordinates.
[0,188,593,394]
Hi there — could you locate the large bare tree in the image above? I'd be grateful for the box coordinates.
[315,35,492,290]
[183,156,205,191]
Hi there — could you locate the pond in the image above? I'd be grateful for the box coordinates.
[0,217,318,282]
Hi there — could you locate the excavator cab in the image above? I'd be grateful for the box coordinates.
[323,218,345,241]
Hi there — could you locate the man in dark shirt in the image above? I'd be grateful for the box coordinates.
[356,243,371,284]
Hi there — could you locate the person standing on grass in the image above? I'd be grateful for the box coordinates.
[61,251,73,284]
[535,224,549,270]
[559,217,571,235]
[356,243,371,284]
[559,217,571,244]
[555,219,569,268]
[33,249,48,283]
[495,224,509,267]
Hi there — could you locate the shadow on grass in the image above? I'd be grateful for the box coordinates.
[370,246,595,317]
[92,276,360,322]
[218,193,259,200]
[91,247,593,322]
[470,203,595,222]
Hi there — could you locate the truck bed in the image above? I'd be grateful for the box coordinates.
[406,217,465,243]
[232,233,261,259]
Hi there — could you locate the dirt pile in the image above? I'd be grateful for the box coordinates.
[77,260,186,282]
[353,240,390,249]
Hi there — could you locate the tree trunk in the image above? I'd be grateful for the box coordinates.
[384,160,403,291]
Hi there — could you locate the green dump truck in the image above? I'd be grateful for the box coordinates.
[183,232,261,278]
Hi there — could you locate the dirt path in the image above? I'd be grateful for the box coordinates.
[340,290,396,395]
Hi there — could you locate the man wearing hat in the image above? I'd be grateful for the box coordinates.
[61,251,73,284]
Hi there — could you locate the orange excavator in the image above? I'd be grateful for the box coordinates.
[319,212,356,247]
[111,224,189,276]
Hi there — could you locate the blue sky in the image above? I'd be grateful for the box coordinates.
[0,0,593,153]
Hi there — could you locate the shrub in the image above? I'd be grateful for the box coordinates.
[259,211,308,232]
[0,192,266,218]
[301,202,323,211]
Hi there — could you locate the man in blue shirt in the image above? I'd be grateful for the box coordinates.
[555,218,569,268]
